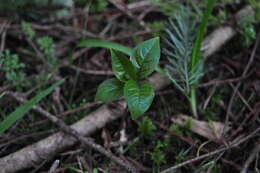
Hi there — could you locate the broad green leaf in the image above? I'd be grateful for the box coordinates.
[95,78,124,102]
[78,39,132,55]
[111,49,137,81]
[0,79,64,134]
[124,80,154,119]
[130,37,160,78]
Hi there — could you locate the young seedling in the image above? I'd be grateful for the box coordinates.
[0,50,28,87]
[164,0,215,117]
[95,37,160,119]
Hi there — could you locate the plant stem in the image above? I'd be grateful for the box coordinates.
[190,86,198,118]
[189,0,215,118]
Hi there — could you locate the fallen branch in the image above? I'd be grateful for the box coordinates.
[6,92,138,173]
[0,5,254,173]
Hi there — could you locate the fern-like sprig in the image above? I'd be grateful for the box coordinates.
[164,0,215,118]
[164,14,203,97]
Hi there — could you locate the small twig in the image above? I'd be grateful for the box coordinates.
[6,92,138,173]
[229,111,254,139]
[0,20,10,53]
[31,23,97,38]
[48,160,60,173]
[202,85,217,111]
[107,0,150,31]
[26,38,45,60]
[127,1,152,10]
[0,85,12,94]
[69,65,114,75]
[0,27,7,53]
[77,156,84,172]
[230,83,254,113]
[60,101,103,117]
[240,140,260,173]
[28,101,103,128]
[197,75,248,88]
[78,156,92,173]
[108,30,156,41]
[0,129,55,148]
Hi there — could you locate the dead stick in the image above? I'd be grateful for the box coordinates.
[240,140,260,173]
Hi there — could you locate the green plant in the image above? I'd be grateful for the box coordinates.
[0,79,64,134]
[21,21,35,40]
[170,118,192,136]
[247,0,260,21]
[95,37,160,119]
[164,14,198,95]
[138,116,156,137]
[91,0,108,12]
[0,50,28,87]
[21,22,59,82]
[190,0,215,117]
[37,36,57,69]
[238,14,257,47]
[149,141,166,173]
[164,0,215,117]
[164,14,201,117]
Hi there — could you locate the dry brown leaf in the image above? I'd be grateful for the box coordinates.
[171,115,229,143]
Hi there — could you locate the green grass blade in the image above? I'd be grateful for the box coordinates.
[190,0,215,117]
[191,0,215,67]
[78,39,132,56]
[0,79,64,134]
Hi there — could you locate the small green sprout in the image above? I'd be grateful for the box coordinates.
[0,50,28,87]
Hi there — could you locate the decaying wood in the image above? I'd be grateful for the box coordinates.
[0,5,254,173]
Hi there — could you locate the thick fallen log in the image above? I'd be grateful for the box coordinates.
[0,5,254,173]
